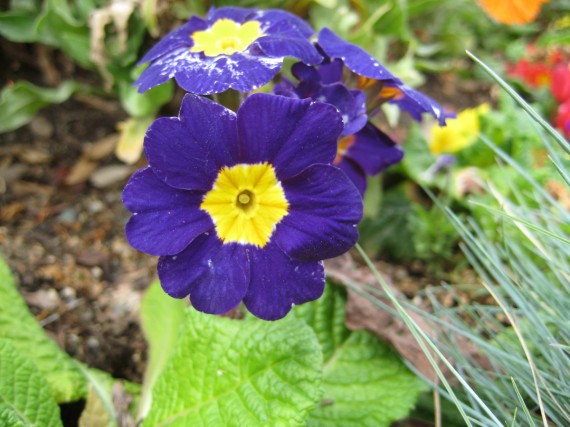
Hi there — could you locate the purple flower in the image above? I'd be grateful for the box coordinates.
[123,93,362,320]
[317,27,452,125]
[334,124,404,195]
[134,7,322,94]
[275,63,403,195]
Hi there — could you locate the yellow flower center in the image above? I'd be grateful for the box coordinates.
[190,18,264,57]
[200,163,289,247]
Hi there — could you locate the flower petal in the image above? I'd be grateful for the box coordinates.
[392,85,452,126]
[345,123,404,175]
[206,6,254,23]
[253,9,315,38]
[136,17,207,65]
[144,94,238,191]
[236,93,343,180]
[123,168,213,256]
[137,47,283,95]
[276,164,362,262]
[158,233,250,314]
[336,159,367,196]
[243,242,325,320]
[178,53,283,94]
[255,34,322,65]
[318,28,400,82]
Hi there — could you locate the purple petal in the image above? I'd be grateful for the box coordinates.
[392,85,451,125]
[336,159,367,196]
[243,242,325,320]
[158,233,249,314]
[137,48,283,94]
[255,35,322,65]
[206,6,255,23]
[317,28,400,82]
[253,9,315,38]
[137,17,207,65]
[276,164,362,262]
[318,59,344,84]
[236,93,342,180]
[291,62,321,84]
[123,168,213,256]
[344,123,404,175]
[144,94,238,191]
[317,84,368,136]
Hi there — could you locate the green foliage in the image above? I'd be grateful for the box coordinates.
[137,281,187,420]
[293,284,426,427]
[0,0,97,67]
[0,340,62,427]
[143,310,323,427]
[0,258,86,403]
[0,81,85,134]
[359,184,417,260]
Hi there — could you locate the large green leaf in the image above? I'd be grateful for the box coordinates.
[137,281,187,420]
[0,258,86,402]
[143,310,323,427]
[0,80,84,133]
[294,283,426,427]
[0,339,62,427]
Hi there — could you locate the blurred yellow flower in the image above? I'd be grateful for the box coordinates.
[429,104,490,155]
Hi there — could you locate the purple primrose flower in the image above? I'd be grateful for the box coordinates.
[123,93,362,320]
[317,27,452,126]
[134,7,323,94]
[276,62,403,195]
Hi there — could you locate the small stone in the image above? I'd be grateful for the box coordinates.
[60,286,76,301]
[29,116,54,138]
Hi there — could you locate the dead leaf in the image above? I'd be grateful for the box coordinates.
[78,386,112,427]
[90,165,133,188]
[84,134,119,161]
[325,254,489,383]
[65,158,99,186]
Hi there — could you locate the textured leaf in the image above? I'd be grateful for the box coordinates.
[0,339,62,427]
[143,310,323,427]
[0,258,86,402]
[137,281,187,420]
[294,283,426,427]
[0,81,83,133]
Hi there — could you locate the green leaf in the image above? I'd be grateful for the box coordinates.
[137,281,187,420]
[0,258,86,402]
[35,0,93,67]
[143,310,323,427]
[0,9,40,42]
[294,284,426,427]
[0,339,62,427]
[0,80,84,134]
[118,76,173,118]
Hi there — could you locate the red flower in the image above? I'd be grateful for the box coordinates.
[554,100,570,138]
[507,58,551,87]
[551,63,570,103]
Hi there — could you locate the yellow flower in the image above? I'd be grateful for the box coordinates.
[428,104,490,155]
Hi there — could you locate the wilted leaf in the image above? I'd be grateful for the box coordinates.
[115,116,154,164]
